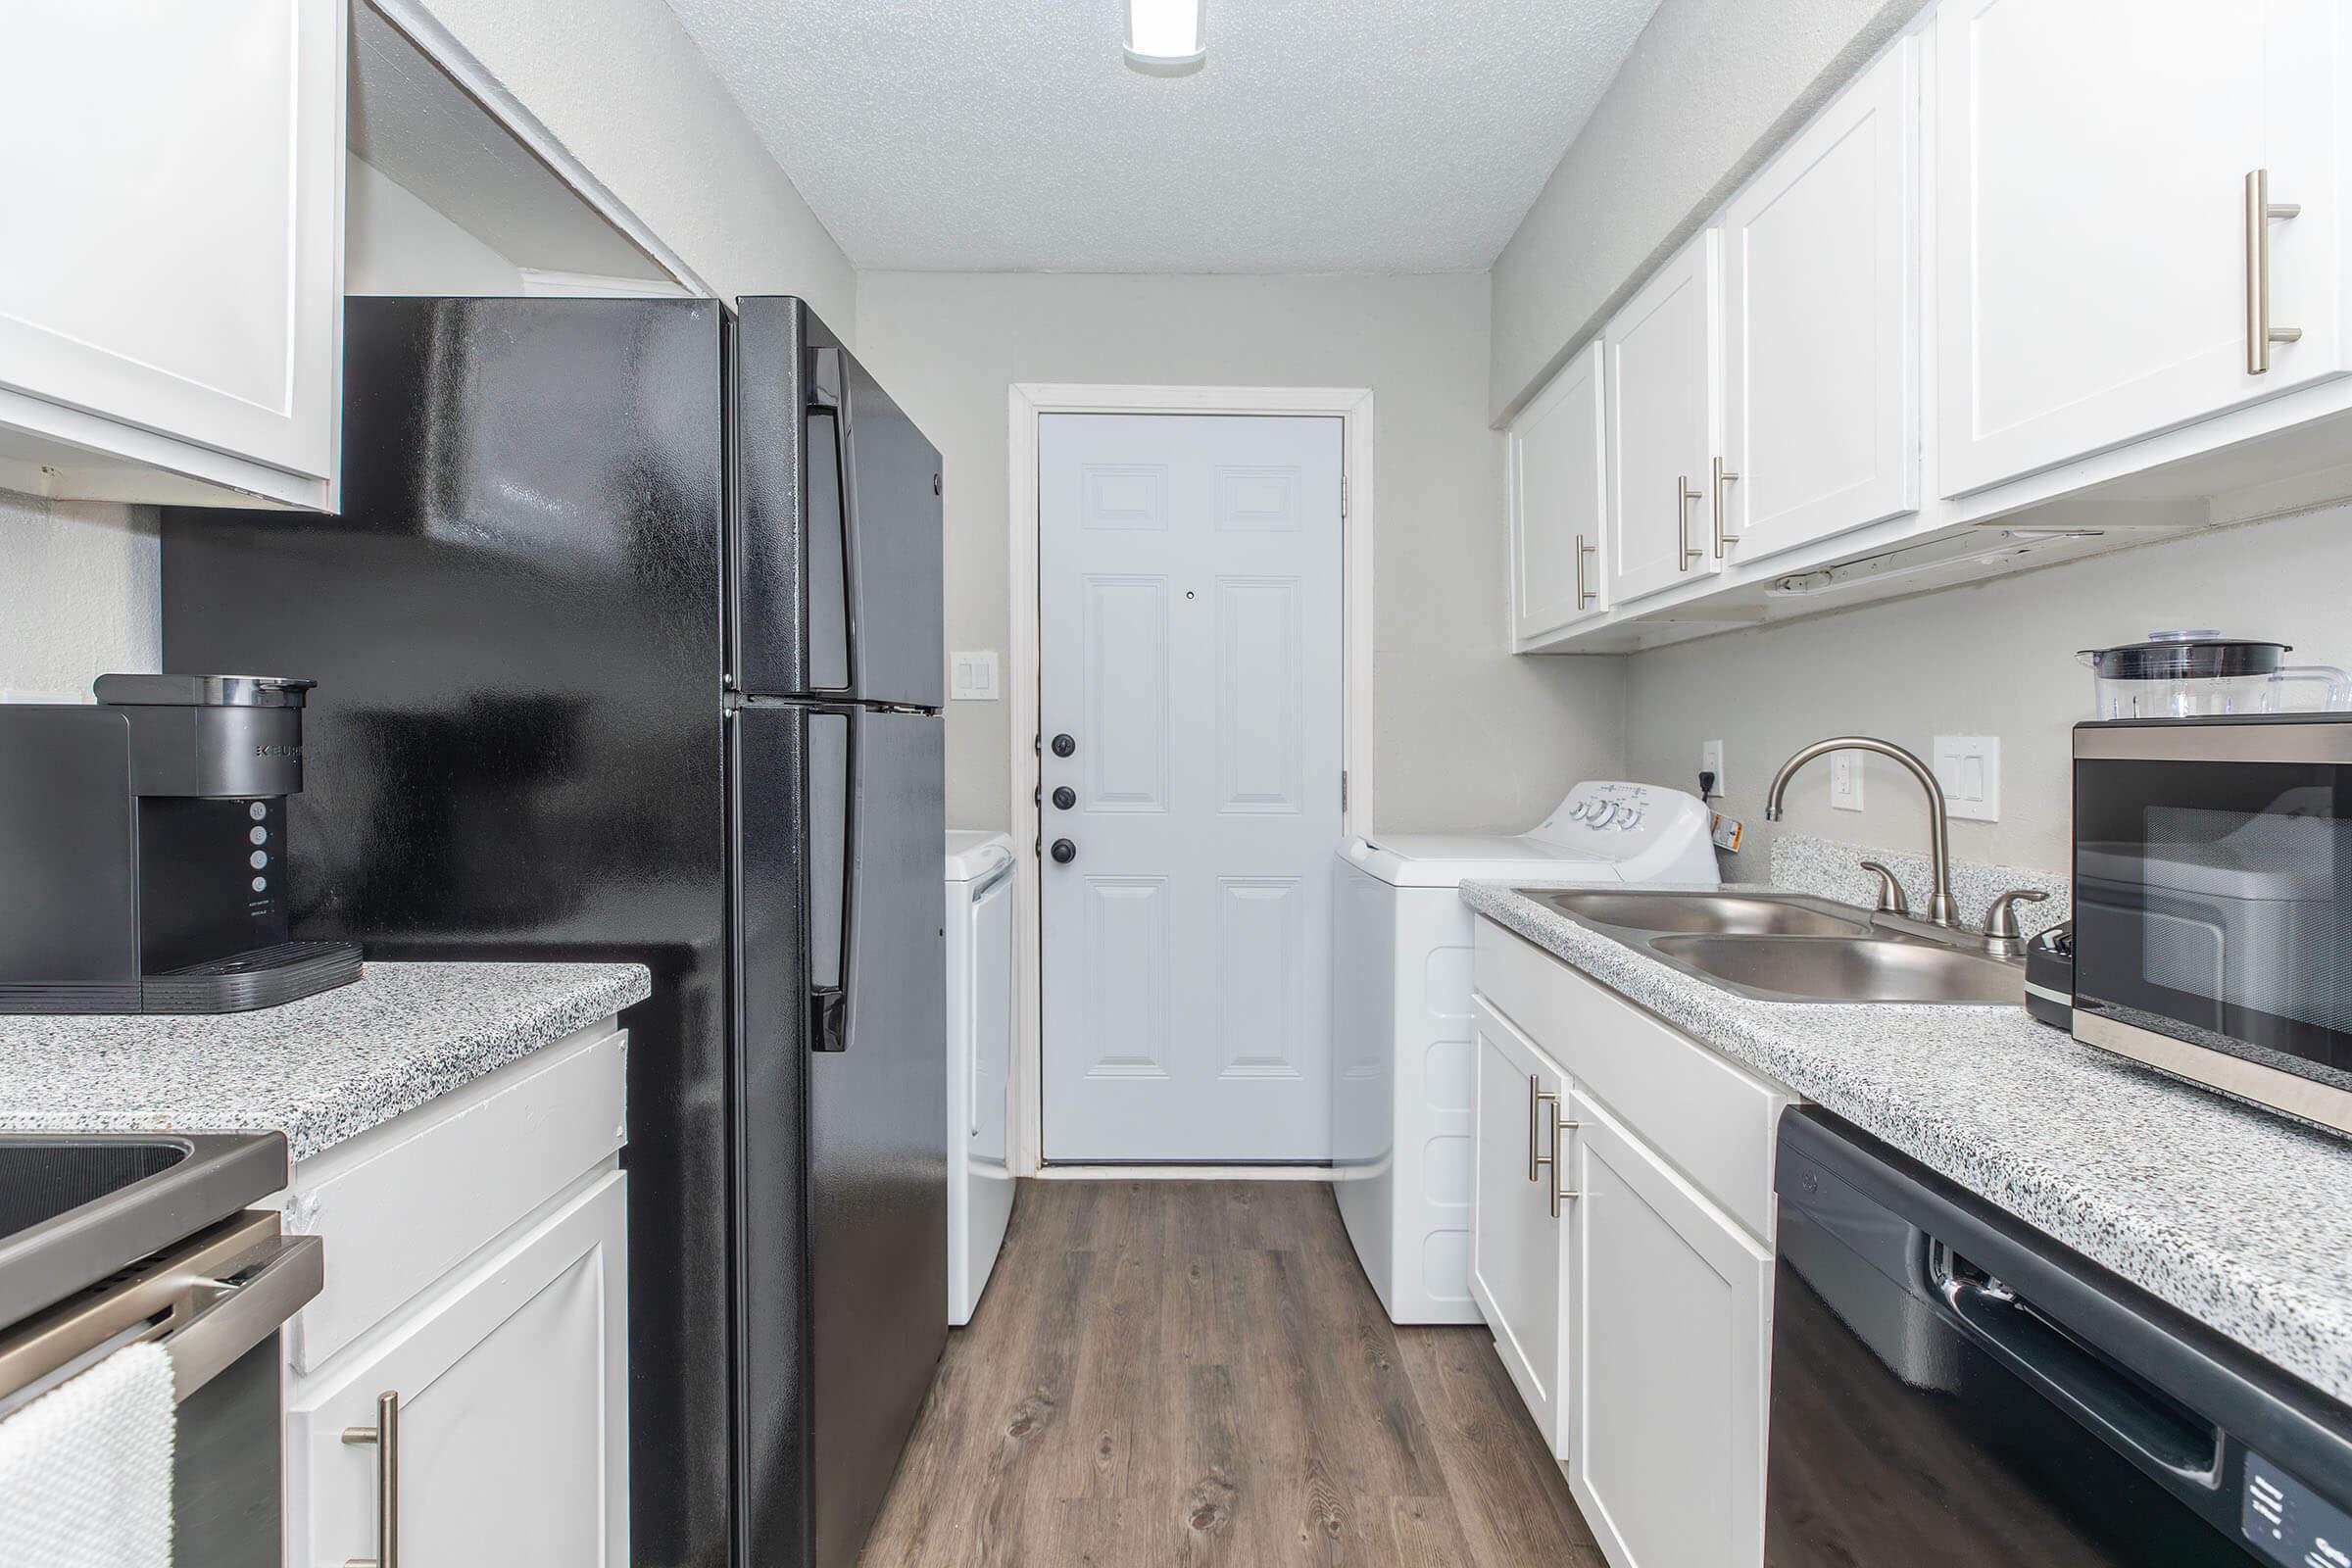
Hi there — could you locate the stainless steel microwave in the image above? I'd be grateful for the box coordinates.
[2074,715,2352,1135]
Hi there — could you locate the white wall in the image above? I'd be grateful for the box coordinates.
[1622,505,2352,873]
[406,0,856,331]
[0,490,157,700]
[855,270,1626,835]
[1489,0,1926,420]
[346,155,523,294]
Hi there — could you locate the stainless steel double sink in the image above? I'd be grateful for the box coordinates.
[1524,889,2026,1005]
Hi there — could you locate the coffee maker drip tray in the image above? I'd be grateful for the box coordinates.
[0,942,363,1016]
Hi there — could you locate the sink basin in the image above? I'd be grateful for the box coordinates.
[0,1133,287,1332]
[1535,890,1873,938]
[1647,934,2025,1005]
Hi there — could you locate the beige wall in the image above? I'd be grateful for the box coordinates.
[345,155,523,295]
[1621,505,2352,874]
[0,490,156,701]
[1489,0,1927,420]
[855,270,1626,836]
[408,0,856,332]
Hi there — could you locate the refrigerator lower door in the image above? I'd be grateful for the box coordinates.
[809,706,947,1568]
[732,701,946,1568]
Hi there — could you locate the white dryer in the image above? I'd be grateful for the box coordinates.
[1331,782,1719,1324]
[946,830,1017,1326]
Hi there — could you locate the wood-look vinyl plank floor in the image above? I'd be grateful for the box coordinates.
[860,1180,1602,1567]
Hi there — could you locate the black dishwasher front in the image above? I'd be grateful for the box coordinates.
[1765,1107,2352,1567]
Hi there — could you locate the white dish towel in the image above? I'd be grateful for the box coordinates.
[0,1341,174,1568]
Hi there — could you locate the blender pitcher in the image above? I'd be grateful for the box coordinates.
[2080,630,2352,718]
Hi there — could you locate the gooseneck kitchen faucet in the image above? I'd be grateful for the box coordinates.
[1764,737,1961,930]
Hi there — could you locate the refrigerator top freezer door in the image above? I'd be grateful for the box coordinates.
[733,298,945,709]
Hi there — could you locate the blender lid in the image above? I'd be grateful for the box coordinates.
[2078,630,2292,680]
[92,673,317,709]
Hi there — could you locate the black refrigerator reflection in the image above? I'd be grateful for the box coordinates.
[161,295,947,1568]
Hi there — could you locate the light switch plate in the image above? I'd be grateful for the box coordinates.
[1932,735,2000,822]
[1701,739,1725,797]
[949,651,1000,701]
[1830,752,1865,811]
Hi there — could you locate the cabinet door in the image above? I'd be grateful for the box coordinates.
[1566,1094,1771,1568]
[1722,34,1920,563]
[1606,230,1723,605]
[1936,0,2346,497]
[290,1171,630,1567]
[0,0,342,481]
[1509,340,1608,644]
[1468,999,1568,1452]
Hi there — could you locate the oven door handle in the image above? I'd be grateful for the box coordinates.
[159,1231,324,1401]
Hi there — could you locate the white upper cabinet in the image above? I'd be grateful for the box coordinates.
[1606,230,1724,605]
[1722,33,1921,562]
[1508,340,1608,646]
[1936,0,2347,496]
[0,0,343,507]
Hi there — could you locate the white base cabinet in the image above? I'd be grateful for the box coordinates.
[1565,1093,1771,1568]
[1470,917,1790,1568]
[1468,999,1569,1451]
[282,1019,631,1566]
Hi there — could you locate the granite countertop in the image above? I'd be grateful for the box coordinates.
[1462,877,2352,1407]
[0,961,651,1161]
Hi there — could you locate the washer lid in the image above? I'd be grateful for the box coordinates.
[1343,780,1720,889]
[946,829,1014,883]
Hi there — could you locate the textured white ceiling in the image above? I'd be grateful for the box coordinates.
[658,0,1667,272]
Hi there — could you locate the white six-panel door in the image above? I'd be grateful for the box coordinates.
[1039,414,1344,1162]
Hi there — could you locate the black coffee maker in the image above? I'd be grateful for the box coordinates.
[0,674,360,1013]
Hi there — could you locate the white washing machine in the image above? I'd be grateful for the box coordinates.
[1331,782,1719,1324]
[946,830,1017,1326]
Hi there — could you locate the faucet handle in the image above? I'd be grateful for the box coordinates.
[1856,860,1909,916]
[1982,889,2050,941]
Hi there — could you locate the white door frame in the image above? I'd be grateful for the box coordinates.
[1007,383,1375,1178]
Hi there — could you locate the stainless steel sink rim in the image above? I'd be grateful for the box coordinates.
[1520,888,2027,1006]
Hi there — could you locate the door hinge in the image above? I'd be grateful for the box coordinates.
[1340,474,1349,519]
[1341,769,1349,811]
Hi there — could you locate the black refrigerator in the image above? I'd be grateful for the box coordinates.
[160,295,948,1568]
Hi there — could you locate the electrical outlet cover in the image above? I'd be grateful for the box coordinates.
[1831,752,1865,811]
[1701,739,1725,797]
[1932,735,2000,822]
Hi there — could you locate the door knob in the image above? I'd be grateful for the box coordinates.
[1050,839,1077,864]
[1052,786,1076,810]
[1051,733,1077,758]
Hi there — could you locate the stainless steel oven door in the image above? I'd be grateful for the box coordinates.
[2073,719,2352,1133]
[0,1209,324,1566]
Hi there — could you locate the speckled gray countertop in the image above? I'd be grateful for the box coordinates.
[0,961,650,1161]
[1462,878,2352,1407]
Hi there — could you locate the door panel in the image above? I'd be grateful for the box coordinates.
[1510,340,1608,644]
[1040,414,1344,1161]
[1936,0,2347,496]
[1468,999,1568,1451]
[841,349,946,708]
[1606,232,1723,605]
[290,1172,629,1568]
[1724,33,1920,561]
[810,706,947,1568]
[1568,1094,1771,1568]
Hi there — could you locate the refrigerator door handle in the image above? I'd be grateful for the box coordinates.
[808,708,856,1053]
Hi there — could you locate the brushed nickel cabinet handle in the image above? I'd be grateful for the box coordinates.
[1677,476,1704,568]
[343,1390,400,1568]
[1712,455,1739,559]
[2246,168,2303,375]
[1529,1074,1559,1184]
[1549,1105,1582,1218]
[1574,532,1598,609]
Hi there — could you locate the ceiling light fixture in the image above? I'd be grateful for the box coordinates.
[1125,0,1205,74]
